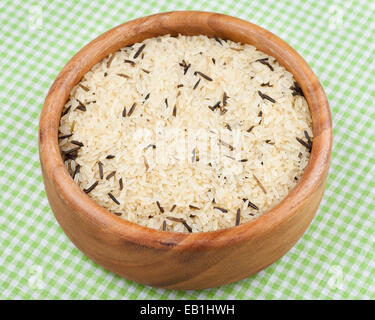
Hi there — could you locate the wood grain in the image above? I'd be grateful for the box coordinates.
[39,11,332,289]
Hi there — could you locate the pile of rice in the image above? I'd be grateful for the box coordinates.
[59,34,313,233]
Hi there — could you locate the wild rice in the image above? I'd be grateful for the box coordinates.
[72,164,80,179]
[156,201,164,213]
[58,133,73,140]
[98,161,103,179]
[194,71,213,81]
[258,90,276,103]
[127,103,136,117]
[133,44,146,59]
[79,84,90,92]
[235,208,241,226]
[108,192,120,205]
[84,181,98,194]
[193,78,201,90]
[106,171,116,180]
[71,140,84,147]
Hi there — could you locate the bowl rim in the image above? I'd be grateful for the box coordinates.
[39,11,332,250]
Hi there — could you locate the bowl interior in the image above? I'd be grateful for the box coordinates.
[39,11,332,248]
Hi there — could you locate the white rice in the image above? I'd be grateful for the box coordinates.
[59,34,312,233]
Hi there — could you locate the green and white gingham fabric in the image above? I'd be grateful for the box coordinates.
[1,0,374,299]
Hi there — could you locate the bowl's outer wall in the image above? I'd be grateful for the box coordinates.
[42,164,328,289]
[39,11,332,290]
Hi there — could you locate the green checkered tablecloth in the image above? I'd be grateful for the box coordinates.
[1,0,374,300]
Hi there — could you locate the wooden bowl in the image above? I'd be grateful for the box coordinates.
[39,11,332,290]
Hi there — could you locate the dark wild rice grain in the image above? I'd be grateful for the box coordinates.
[156,201,164,213]
[255,58,274,71]
[222,92,228,106]
[235,208,241,226]
[124,59,135,66]
[194,71,213,81]
[108,193,120,205]
[64,146,80,155]
[106,171,116,180]
[79,84,90,92]
[248,202,259,210]
[72,164,80,180]
[258,91,276,103]
[62,106,71,117]
[172,105,177,117]
[58,133,73,140]
[189,205,200,210]
[182,222,193,233]
[170,204,176,212]
[76,99,86,111]
[166,216,184,222]
[127,102,136,117]
[261,82,273,87]
[119,178,123,190]
[214,206,228,213]
[290,81,304,96]
[247,126,255,133]
[304,130,312,148]
[106,155,115,159]
[144,144,156,150]
[296,137,311,152]
[162,220,167,231]
[193,78,201,90]
[84,181,98,194]
[166,216,192,232]
[213,35,222,45]
[117,73,130,79]
[179,60,191,75]
[184,63,191,75]
[141,68,150,74]
[133,44,146,59]
[76,105,86,112]
[98,161,103,179]
[71,140,84,147]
